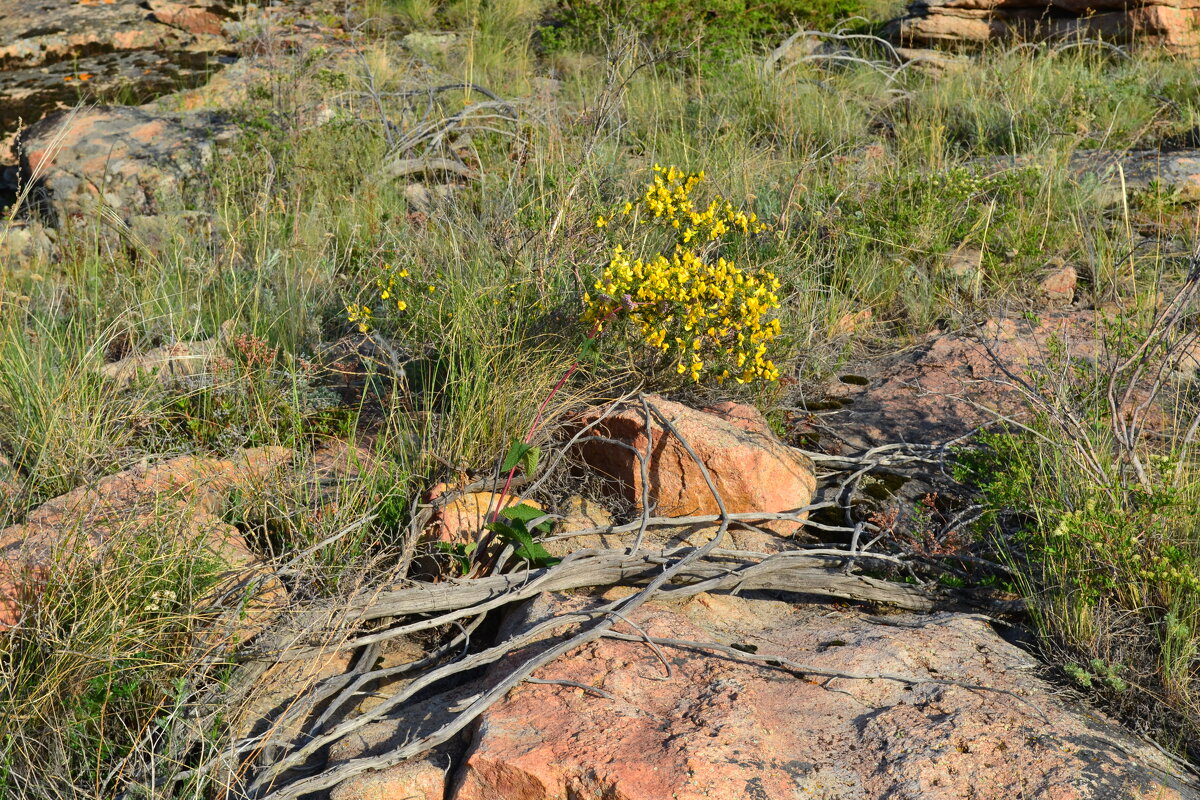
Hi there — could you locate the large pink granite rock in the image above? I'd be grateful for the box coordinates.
[449,591,1199,800]
[572,396,816,534]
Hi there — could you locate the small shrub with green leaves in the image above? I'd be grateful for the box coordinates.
[961,413,1200,756]
[538,0,866,59]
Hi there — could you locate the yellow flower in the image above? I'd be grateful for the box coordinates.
[578,165,781,385]
[347,302,373,333]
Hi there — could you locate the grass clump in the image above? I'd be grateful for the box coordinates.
[147,333,353,454]
[0,320,157,505]
[0,522,232,799]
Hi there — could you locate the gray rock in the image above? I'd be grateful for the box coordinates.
[1081,148,1200,203]
[0,219,55,268]
[402,31,459,56]
[974,148,1200,206]
[15,105,238,227]
[894,45,972,74]
[0,50,220,143]
[127,209,218,253]
[0,0,234,139]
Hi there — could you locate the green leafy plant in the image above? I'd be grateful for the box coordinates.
[958,327,1200,758]
[500,439,541,477]
[538,0,866,61]
[486,502,560,568]
[149,333,350,452]
[437,541,479,575]
[1064,659,1129,693]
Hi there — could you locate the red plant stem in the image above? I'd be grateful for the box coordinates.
[488,318,607,523]
[490,361,579,518]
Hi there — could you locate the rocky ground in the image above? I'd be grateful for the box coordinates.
[3,0,1200,798]
[892,0,1200,53]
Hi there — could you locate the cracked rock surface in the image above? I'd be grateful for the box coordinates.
[448,591,1198,800]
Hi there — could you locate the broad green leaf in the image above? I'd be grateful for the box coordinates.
[500,502,553,533]
[499,503,544,523]
[513,539,560,568]
[489,509,559,567]
[485,520,523,540]
[521,445,540,477]
[506,525,536,550]
[500,439,532,472]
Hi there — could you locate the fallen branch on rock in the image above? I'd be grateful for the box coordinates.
[204,399,1015,799]
[254,544,975,662]
[134,396,1019,800]
[224,398,738,798]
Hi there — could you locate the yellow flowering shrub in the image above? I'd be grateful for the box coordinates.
[583,165,781,384]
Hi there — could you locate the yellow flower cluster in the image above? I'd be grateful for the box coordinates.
[377,267,411,312]
[621,164,770,242]
[346,303,372,333]
[346,264,414,333]
[583,166,781,384]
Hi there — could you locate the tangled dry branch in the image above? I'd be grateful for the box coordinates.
[139,396,1017,799]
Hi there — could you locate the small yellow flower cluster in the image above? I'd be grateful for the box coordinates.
[346,303,372,334]
[584,167,781,384]
[346,264,414,332]
[377,266,412,312]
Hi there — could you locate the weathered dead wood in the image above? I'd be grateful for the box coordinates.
[353,547,943,622]
[234,395,738,798]
[373,155,477,182]
[146,391,1023,800]
[250,546,956,662]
